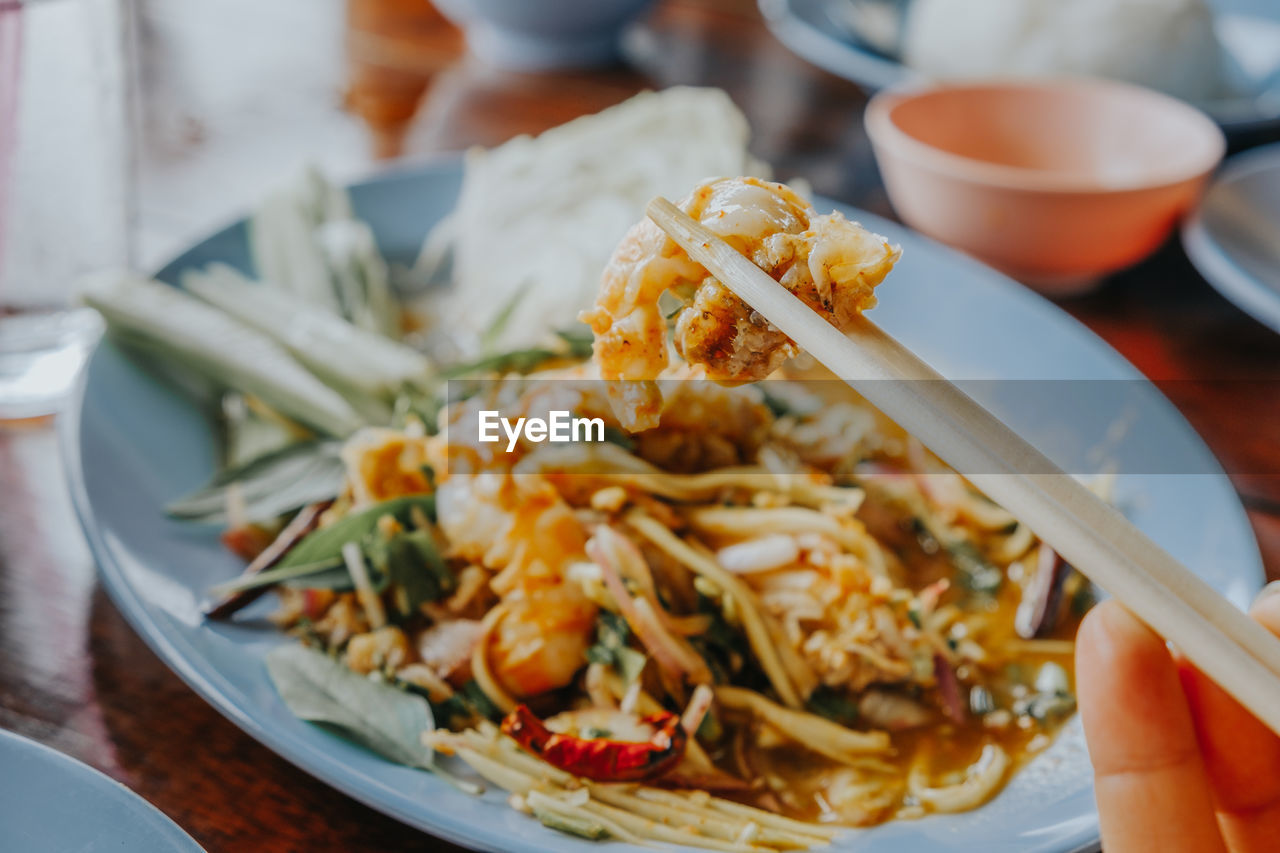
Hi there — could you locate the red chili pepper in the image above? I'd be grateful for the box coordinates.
[220,524,277,562]
[501,705,687,783]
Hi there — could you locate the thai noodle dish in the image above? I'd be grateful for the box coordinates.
[85,92,1094,851]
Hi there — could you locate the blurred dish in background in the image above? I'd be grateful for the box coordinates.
[416,87,767,351]
[865,79,1225,295]
[0,729,205,853]
[760,0,1280,135]
[1183,142,1280,335]
[902,0,1223,104]
[431,0,656,70]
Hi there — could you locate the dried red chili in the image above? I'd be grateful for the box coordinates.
[501,705,687,783]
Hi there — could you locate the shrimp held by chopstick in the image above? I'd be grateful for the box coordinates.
[580,176,901,430]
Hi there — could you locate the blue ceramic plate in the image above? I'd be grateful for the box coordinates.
[0,729,204,853]
[759,0,1280,136]
[64,159,1264,853]
[1184,141,1280,336]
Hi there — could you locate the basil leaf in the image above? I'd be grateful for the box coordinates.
[440,347,558,378]
[266,644,436,769]
[430,680,504,728]
[586,610,647,684]
[279,495,436,570]
[552,324,594,358]
[441,325,594,378]
[806,685,860,726]
[479,282,531,353]
[364,527,455,619]
[166,440,345,523]
[948,542,1004,595]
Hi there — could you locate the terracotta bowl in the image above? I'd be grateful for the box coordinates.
[865,79,1226,295]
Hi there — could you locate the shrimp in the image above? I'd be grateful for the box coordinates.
[340,426,436,505]
[436,471,598,699]
[580,176,901,430]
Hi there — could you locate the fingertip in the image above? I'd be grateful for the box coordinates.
[1250,582,1280,631]
[1076,599,1165,677]
[1076,601,1229,852]
[1076,600,1197,770]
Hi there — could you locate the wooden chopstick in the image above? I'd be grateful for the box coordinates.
[646,196,1280,736]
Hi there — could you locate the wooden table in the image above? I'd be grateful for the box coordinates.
[2,0,1278,850]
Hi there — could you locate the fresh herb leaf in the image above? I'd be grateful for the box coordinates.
[216,497,449,603]
[806,685,860,726]
[949,542,1004,595]
[601,425,636,451]
[266,644,436,768]
[440,326,593,379]
[586,610,648,684]
[279,495,436,570]
[760,388,793,419]
[364,527,455,620]
[553,324,594,358]
[213,558,352,596]
[696,710,722,742]
[441,347,559,378]
[688,595,754,686]
[433,680,503,727]
[166,440,345,523]
[480,283,532,353]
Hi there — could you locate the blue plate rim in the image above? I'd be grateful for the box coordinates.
[1183,140,1280,336]
[0,728,206,853]
[61,155,1263,853]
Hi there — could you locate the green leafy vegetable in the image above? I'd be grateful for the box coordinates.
[182,263,431,406]
[430,680,503,727]
[266,645,483,794]
[948,542,1004,595]
[166,440,345,523]
[552,324,594,358]
[213,495,449,607]
[600,425,636,452]
[267,644,428,765]
[440,325,594,379]
[211,558,351,596]
[806,685,860,726]
[586,611,647,684]
[364,528,456,619]
[82,273,366,437]
[279,495,437,570]
[249,167,399,337]
[480,283,532,353]
[760,388,793,419]
[688,595,754,686]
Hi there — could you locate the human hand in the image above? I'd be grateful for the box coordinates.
[1076,583,1280,853]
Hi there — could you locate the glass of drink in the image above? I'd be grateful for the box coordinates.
[0,0,131,420]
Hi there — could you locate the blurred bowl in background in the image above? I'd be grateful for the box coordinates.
[431,0,656,70]
[866,79,1225,295]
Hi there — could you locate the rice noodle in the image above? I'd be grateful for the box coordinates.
[909,744,1010,813]
[627,512,809,708]
[471,605,518,714]
[429,725,837,851]
[715,686,891,762]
